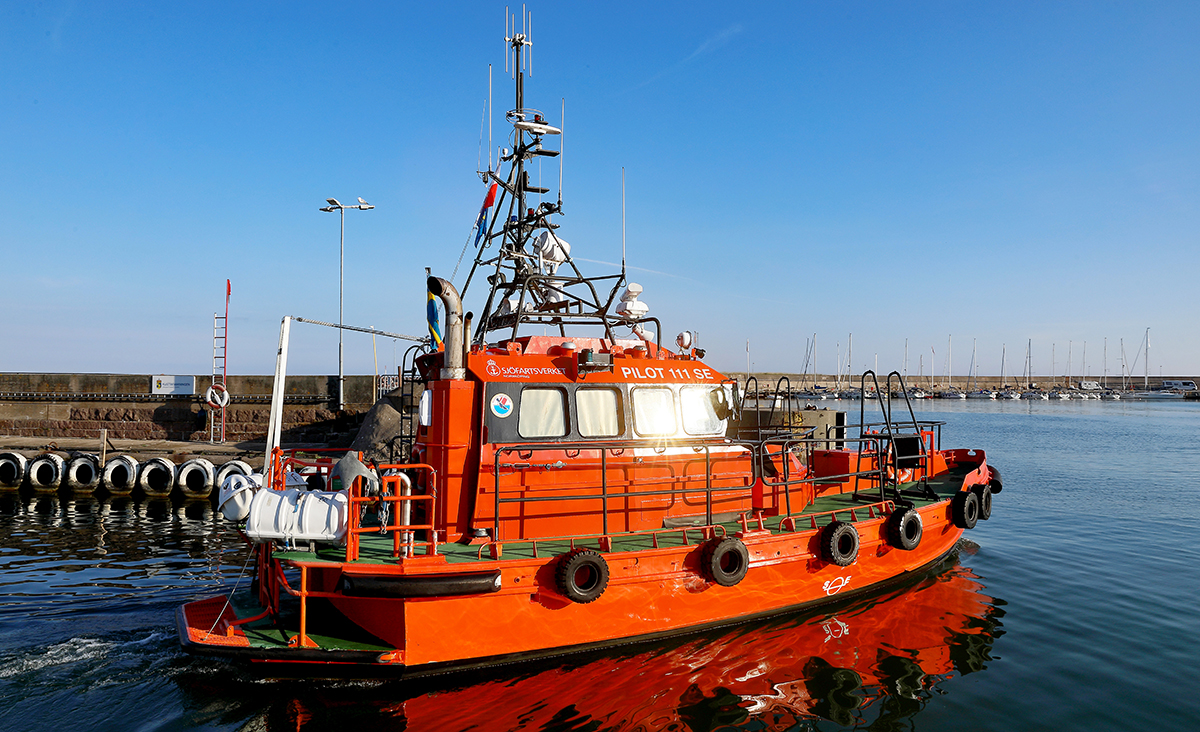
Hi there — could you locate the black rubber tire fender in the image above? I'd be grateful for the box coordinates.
[887,506,923,551]
[951,490,980,529]
[822,521,860,567]
[703,536,750,587]
[556,548,609,604]
[971,484,993,521]
[988,465,1003,494]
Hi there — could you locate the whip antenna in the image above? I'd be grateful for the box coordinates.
[558,98,565,208]
[621,167,626,277]
[487,63,492,170]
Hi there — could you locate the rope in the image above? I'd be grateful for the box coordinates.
[201,548,257,641]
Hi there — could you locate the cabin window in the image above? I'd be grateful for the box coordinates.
[518,388,567,438]
[577,388,622,437]
[632,387,677,437]
[681,385,726,436]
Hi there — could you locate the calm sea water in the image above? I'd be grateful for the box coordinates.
[1,399,1198,731]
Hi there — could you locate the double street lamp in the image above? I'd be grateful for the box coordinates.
[319,197,374,411]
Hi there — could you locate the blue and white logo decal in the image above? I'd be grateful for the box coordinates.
[490,393,514,418]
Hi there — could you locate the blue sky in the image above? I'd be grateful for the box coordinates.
[2,1,1197,381]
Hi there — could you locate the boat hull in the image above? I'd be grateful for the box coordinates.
[180,499,969,676]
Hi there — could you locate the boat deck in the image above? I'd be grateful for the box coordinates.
[191,467,972,657]
[274,466,971,567]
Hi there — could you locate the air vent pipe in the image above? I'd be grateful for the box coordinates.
[427,276,465,380]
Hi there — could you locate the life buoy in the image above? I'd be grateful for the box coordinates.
[703,537,750,587]
[971,484,993,521]
[556,548,609,604]
[205,383,230,410]
[887,506,922,550]
[951,490,980,529]
[822,521,859,567]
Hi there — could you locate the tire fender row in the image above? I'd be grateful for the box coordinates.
[553,487,997,603]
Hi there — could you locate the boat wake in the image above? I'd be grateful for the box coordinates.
[0,631,171,683]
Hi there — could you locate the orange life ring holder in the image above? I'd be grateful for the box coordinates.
[205,383,230,410]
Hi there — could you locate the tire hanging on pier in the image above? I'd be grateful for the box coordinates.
[65,454,102,493]
[215,460,253,490]
[139,457,176,497]
[703,537,750,587]
[177,458,215,499]
[951,490,980,529]
[887,506,923,551]
[102,455,139,496]
[28,453,65,492]
[822,521,860,567]
[0,452,28,489]
[556,548,609,604]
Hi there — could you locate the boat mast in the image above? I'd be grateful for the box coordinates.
[1145,327,1149,389]
[948,335,952,390]
[1001,344,1006,388]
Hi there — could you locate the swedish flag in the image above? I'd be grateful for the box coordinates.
[427,290,443,349]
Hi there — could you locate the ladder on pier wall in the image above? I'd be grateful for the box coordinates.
[210,280,230,443]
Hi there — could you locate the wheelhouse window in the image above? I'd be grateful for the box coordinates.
[518,388,567,438]
[681,385,726,436]
[632,387,677,437]
[577,388,622,437]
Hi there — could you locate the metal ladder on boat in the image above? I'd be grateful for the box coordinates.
[389,342,430,463]
[855,370,936,503]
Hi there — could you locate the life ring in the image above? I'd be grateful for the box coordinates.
[556,548,609,604]
[951,490,980,529]
[887,506,923,550]
[703,537,750,587]
[205,383,230,410]
[822,521,859,567]
[971,484,993,521]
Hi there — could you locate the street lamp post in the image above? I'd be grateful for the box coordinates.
[319,197,374,411]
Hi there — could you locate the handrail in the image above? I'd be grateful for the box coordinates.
[490,440,752,540]
[345,464,439,561]
[483,430,903,544]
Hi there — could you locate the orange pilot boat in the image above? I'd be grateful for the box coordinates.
[178,19,1002,677]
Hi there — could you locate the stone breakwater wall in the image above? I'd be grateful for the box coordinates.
[0,373,382,444]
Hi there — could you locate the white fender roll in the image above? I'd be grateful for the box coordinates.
[65,454,102,493]
[28,453,65,492]
[177,457,216,499]
[215,459,253,488]
[138,457,177,497]
[0,452,28,490]
[102,455,139,496]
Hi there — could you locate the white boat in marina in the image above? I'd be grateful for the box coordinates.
[1130,390,1185,400]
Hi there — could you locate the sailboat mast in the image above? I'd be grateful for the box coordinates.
[1145,327,1149,389]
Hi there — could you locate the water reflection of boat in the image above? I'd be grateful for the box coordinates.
[244,558,1003,731]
